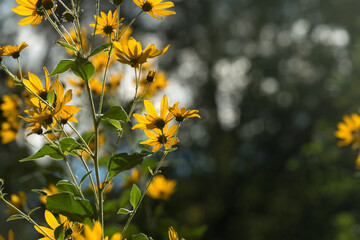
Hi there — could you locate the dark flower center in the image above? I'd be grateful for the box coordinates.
[11,52,20,59]
[142,2,153,12]
[39,91,48,101]
[103,25,114,35]
[44,115,53,125]
[155,119,165,129]
[157,134,167,144]
[175,116,184,122]
[36,128,43,135]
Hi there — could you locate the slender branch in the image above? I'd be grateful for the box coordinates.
[120,124,181,239]
[97,43,113,117]
[117,11,143,41]
[0,196,55,240]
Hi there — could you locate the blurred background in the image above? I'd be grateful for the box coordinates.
[2,0,360,239]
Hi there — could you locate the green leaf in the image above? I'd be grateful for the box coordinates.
[80,172,92,186]
[117,208,132,214]
[48,59,74,77]
[102,106,128,122]
[56,41,77,52]
[101,118,122,131]
[6,214,26,222]
[20,144,63,162]
[107,151,151,180]
[46,192,97,223]
[56,180,78,195]
[31,189,48,196]
[59,138,82,155]
[83,131,95,144]
[89,43,112,57]
[71,57,95,82]
[54,225,65,240]
[28,206,41,216]
[132,233,149,240]
[165,147,178,153]
[130,184,141,209]
[47,90,55,105]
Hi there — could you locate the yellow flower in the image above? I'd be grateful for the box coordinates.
[5,191,26,215]
[39,184,59,205]
[3,42,28,59]
[73,221,102,240]
[23,67,59,108]
[140,124,179,152]
[133,95,173,130]
[335,113,360,149]
[0,122,19,144]
[113,37,170,68]
[11,0,54,26]
[35,210,81,240]
[133,0,176,19]
[1,95,21,118]
[67,78,86,95]
[89,78,106,95]
[0,230,14,240]
[107,73,124,94]
[147,175,176,200]
[91,52,115,73]
[89,10,122,39]
[122,168,141,188]
[168,226,185,240]
[169,102,201,123]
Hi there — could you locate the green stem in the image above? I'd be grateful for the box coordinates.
[16,58,23,80]
[0,196,55,240]
[43,10,73,49]
[64,156,85,199]
[120,124,181,239]
[89,0,101,55]
[117,11,143,41]
[97,43,114,117]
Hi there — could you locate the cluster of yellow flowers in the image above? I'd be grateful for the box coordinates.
[0,0,199,239]
[0,95,21,144]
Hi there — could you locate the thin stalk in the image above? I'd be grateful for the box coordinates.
[97,43,113,117]
[78,154,99,203]
[64,156,85,199]
[120,124,181,239]
[85,79,103,235]
[117,11,143,41]
[43,10,72,48]
[51,9,77,48]
[0,197,55,240]
[16,58,23,80]
[89,0,101,54]
[115,5,121,40]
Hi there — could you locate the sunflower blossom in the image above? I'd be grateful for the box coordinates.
[35,210,82,240]
[168,226,185,240]
[147,175,176,200]
[335,113,360,149]
[113,37,170,68]
[73,221,122,240]
[133,0,176,19]
[11,0,55,26]
[133,95,173,130]
[3,42,28,59]
[89,10,122,39]
[169,102,201,122]
[140,123,179,152]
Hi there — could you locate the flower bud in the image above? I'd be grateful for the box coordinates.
[62,10,75,22]
[146,70,157,83]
